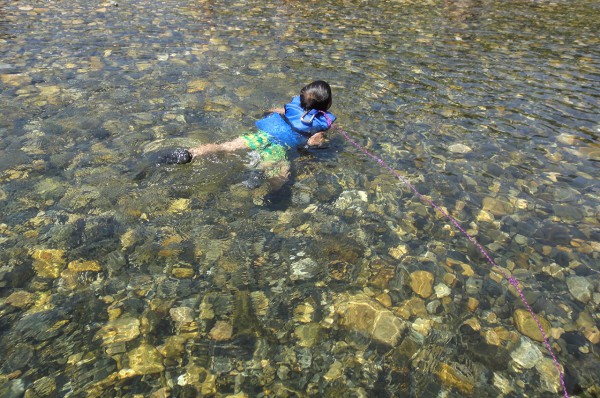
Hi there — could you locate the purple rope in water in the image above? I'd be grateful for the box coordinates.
[335,126,569,398]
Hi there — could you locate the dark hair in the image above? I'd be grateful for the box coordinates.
[300,80,332,111]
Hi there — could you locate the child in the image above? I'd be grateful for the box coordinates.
[167,80,336,190]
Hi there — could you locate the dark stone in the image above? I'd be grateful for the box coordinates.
[41,223,80,247]
[104,250,127,277]
[561,332,588,356]
[241,169,265,189]
[555,251,570,268]
[91,128,110,140]
[459,324,510,371]
[13,309,68,342]
[515,220,538,237]
[486,163,504,177]
[3,263,34,290]
[159,148,192,164]
[103,276,128,296]
[482,278,503,297]
[1,343,34,372]
[70,357,117,395]
[535,223,572,246]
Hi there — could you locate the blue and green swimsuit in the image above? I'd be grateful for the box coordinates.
[241,96,336,163]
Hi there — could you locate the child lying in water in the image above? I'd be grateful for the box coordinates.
[167,80,336,190]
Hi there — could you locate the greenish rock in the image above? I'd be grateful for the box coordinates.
[32,376,56,396]
[128,343,164,375]
[482,197,514,216]
[294,323,321,348]
[566,276,593,303]
[160,335,187,361]
[5,290,34,308]
[0,379,25,398]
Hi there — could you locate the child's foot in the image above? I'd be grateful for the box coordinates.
[163,148,192,164]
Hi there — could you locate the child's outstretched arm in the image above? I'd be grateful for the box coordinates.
[189,137,247,158]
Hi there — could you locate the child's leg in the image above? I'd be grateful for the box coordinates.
[265,160,290,191]
[258,141,290,190]
[189,137,247,158]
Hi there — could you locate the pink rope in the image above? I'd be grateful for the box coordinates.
[336,126,569,398]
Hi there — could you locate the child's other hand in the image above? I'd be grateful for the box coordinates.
[307,132,326,147]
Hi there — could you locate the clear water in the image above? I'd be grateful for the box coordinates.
[1,0,599,397]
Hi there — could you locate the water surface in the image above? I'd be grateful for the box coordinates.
[1,0,599,397]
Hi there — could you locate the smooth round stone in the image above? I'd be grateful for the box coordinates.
[513,309,551,342]
[448,143,472,154]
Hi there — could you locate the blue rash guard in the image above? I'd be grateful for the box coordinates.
[254,96,336,148]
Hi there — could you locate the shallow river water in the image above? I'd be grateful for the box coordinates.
[1,0,599,397]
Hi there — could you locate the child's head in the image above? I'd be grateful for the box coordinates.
[300,80,332,111]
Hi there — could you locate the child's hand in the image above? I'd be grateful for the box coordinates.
[307,132,327,147]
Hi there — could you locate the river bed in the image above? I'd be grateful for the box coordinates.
[1,0,599,397]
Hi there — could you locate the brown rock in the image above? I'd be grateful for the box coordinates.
[513,309,551,342]
[68,260,102,272]
[187,79,208,93]
[437,362,474,395]
[583,327,600,345]
[335,293,406,346]
[482,197,515,216]
[1,73,32,86]
[172,267,194,278]
[370,268,395,290]
[95,317,141,345]
[443,272,457,287]
[375,292,392,308]
[396,297,427,320]
[31,249,66,278]
[5,290,34,308]
[409,270,434,298]
[467,297,479,312]
[128,343,164,375]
